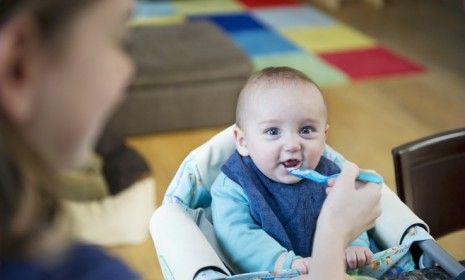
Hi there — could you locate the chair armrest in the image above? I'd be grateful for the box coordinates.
[150,203,230,279]
[417,239,465,277]
[371,184,429,248]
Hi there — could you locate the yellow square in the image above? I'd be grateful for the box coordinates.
[173,0,244,16]
[280,24,376,53]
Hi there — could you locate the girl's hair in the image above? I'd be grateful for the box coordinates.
[0,1,94,40]
[0,0,95,256]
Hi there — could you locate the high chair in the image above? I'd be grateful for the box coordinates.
[150,126,465,279]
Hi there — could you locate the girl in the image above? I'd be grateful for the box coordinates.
[0,0,138,278]
[0,0,381,279]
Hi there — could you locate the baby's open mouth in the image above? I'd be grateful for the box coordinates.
[281,159,301,170]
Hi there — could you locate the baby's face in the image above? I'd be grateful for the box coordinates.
[236,82,327,184]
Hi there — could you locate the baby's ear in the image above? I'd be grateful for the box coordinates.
[324,124,330,140]
[233,124,249,156]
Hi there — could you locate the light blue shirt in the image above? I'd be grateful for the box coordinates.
[211,172,370,274]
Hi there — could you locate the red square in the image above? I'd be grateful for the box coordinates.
[238,0,299,8]
[319,46,425,79]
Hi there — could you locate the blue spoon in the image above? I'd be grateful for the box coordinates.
[290,168,384,184]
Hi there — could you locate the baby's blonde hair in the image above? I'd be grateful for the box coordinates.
[235,66,326,128]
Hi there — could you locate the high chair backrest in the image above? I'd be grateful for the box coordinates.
[393,127,465,238]
[162,126,236,208]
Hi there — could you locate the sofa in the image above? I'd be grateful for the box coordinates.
[106,21,252,135]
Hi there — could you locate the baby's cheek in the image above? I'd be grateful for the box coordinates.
[306,157,321,170]
[307,147,326,168]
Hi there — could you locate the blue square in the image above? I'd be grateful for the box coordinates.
[135,1,175,18]
[189,13,267,32]
[230,29,300,56]
[252,6,334,29]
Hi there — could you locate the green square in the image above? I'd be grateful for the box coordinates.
[252,52,349,87]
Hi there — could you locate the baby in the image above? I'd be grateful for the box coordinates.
[211,67,374,275]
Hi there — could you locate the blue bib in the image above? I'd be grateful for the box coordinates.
[222,151,340,257]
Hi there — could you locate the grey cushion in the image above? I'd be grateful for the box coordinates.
[107,21,252,135]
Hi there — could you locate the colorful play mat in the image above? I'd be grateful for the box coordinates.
[132,0,425,87]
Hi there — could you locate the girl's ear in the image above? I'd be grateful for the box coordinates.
[0,13,41,124]
[233,124,249,156]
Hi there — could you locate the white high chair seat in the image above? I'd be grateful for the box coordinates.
[150,125,429,279]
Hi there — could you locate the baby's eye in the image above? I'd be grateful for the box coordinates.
[300,126,314,135]
[264,127,280,136]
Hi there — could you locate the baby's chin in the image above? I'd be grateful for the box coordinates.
[273,174,303,185]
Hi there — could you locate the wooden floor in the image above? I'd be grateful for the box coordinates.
[108,1,465,279]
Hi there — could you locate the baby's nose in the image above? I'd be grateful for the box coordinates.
[284,137,302,153]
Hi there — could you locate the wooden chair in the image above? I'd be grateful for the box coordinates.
[392,127,465,238]
[393,127,465,277]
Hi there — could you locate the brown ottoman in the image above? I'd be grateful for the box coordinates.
[106,21,252,135]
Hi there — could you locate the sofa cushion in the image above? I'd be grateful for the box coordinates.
[130,21,252,86]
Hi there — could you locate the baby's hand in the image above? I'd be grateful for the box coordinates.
[291,257,312,274]
[345,246,374,269]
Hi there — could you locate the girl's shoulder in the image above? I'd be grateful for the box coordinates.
[1,243,140,280]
